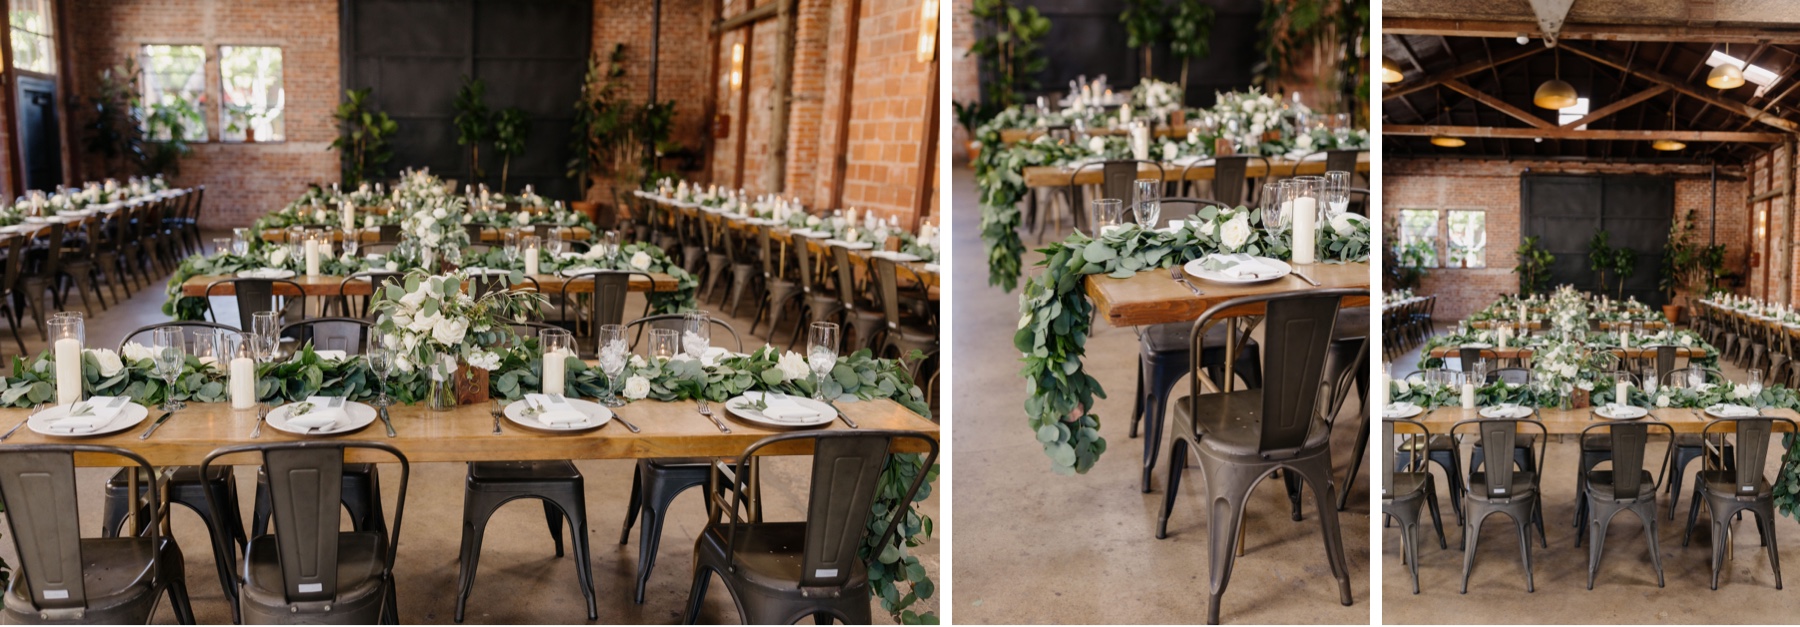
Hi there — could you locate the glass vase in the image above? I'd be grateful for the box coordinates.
[426,352,458,411]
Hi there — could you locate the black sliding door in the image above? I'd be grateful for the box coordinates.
[999,0,1261,109]
[341,0,590,199]
[1521,173,1673,306]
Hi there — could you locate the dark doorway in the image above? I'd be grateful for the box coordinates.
[340,0,590,199]
[1520,173,1673,305]
[991,0,1261,109]
[16,74,61,192]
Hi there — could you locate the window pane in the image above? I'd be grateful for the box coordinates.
[219,46,284,142]
[140,44,207,142]
[1398,209,1439,268]
[1446,210,1487,268]
[10,0,55,75]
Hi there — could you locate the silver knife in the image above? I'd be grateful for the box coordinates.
[139,411,174,440]
[1170,265,1203,296]
[1291,269,1322,286]
[824,399,859,429]
[378,405,396,437]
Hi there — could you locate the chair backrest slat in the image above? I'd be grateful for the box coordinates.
[1255,291,1343,456]
[280,317,374,354]
[799,435,890,587]
[0,451,86,609]
[266,447,345,602]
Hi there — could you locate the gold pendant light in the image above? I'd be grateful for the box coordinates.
[1429,86,1463,148]
[1652,108,1685,151]
[1382,57,1405,83]
[1534,47,1578,110]
[1707,43,1746,89]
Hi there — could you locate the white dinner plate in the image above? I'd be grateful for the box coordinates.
[790,229,829,238]
[237,268,297,279]
[556,267,608,278]
[0,225,28,233]
[504,396,613,431]
[28,399,150,437]
[461,267,511,277]
[267,400,377,436]
[1479,404,1534,419]
[1183,255,1292,284]
[870,251,923,262]
[744,218,780,226]
[22,216,49,223]
[1594,403,1648,420]
[1704,403,1758,418]
[724,392,836,429]
[1461,342,1494,349]
[1382,402,1423,419]
[923,263,939,273]
[825,239,874,250]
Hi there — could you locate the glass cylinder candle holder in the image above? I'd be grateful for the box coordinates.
[540,328,574,395]
[49,315,84,406]
[521,236,541,275]
[649,328,680,361]
[221,332,258,409]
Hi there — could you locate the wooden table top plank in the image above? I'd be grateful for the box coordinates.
[1023,152,1371,188]
[5,399,937,467]
[261,226,593,243]
[180,272,680,297]
[1411,406,1800,435]
[1085,262,1370,327]
[1425,346,1708,359]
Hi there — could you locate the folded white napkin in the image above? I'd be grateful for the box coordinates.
[1482,404,1531,418]
[1707,404,1757,417]
[240,268,288,279]
[1206,253,1282,279]
[526,393,589,425]
[758,394,824,423]
[314,350,347,362]
[1382,402,1417,418]
[52,396,128,432]
[288,396,348,430]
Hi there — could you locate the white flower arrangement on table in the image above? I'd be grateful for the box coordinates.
[369,270,543,382]
[397,194,472,259]
[1130,79,1184,122]
[1529,339,1592,399]
[1205,88,1306,157]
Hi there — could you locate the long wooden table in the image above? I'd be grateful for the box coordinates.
[6,399,937,467]
[179,271,681,297]
[1022,152,1371,188]
[1413,405,1800,435]
[1425,345,1707,360]
[261,226,593,243]
[1086,261,1370,327]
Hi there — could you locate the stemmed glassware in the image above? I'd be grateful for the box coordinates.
[1262,181,1291,245]
[1324,171,1350,214]
[251,311,281,361]
[503,231,522,265]
[600,231,621,262]
[683,311,711,358]
[151,328,187,412]
[1748,369,1764,408]
[340,229,360,258]
[807,322,840,401]
[1641,367,1658,407]
[368,345,393,408]
[597,324,628,407]
[1133,178,1160,229]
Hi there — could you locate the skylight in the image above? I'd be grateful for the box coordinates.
[1558,97,1590,129]
[1707,50,1780,96]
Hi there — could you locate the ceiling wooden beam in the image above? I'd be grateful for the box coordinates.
[1383,124,1786,142]
[1562,43,1800,133]
[1384,43,1545,100]
[713,2,776,33]
[1441,78,1558,129]
[1565,85,1668,128]
[1385,18,1800,44]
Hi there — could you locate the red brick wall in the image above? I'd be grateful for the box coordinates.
[1385,158,1746,320]
[69,0,341,227]
[593,0,713,173]
[836,0,934,223]
[950,0,976,160]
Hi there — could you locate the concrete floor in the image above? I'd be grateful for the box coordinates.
[0,237,938,624]
[1383,325,1800,624]
[947,165,1371,624]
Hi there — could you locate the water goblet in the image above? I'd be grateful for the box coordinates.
[597,325,629,407]
[150,328,187,412]
[807,322,840,401]
[1133,178,1160,229]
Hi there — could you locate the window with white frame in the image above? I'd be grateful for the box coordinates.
[1397,209,1440,268]
[1445,210,1487,268]
[219,46,284,142]
[140,44,208,142]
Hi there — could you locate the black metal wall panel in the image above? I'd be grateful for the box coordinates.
[1521,173,1673,306]
[992,0,1262,109]
[342,0,589,199]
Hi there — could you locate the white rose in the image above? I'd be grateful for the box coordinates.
[394,354,413,372]
[1088,137,1106,153]
[86,349,124,377]
[432,208,448,220]
[622,376,651,400]
[629,251,652,270]
[398,288,429,310]
[1160,142,1179,161]
[1329,212,1362,235]
[1576,380,1594,391]
[1733,384,1753,399]
[121,341,156,363]
[629,354,647,368]
[1656,394,1670,407]
[467,350,502,371]
[269,247,290,267]
[432,317,469,346]
[1218,213,1252,251]
[386,261,399,272]
[776,351,811,381]
[1392,378,1411,395]
[806,216,821,227]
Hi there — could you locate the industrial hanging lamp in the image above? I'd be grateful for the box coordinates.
[1382,57,1405,83]
[1707,43,1746,89]
[1534,46,1578,110]
[1429,86,1465,147]
[1651,108,1686,151]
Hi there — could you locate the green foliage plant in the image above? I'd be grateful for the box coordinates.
[331,88,400,187]
[453,76,494,182]
[966,0,1051,110]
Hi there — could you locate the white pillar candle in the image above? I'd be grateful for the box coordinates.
[1621,330,1630,349]
[1131,125,1151,161]
[54,338,81,405]
[230,357,257,409]
[340,201,354,231]
[1382,373,1392,408]
[1291,196,1317,264]
[1461,382,1477,409]
[304,239,321,277]
[1498,327,1509,349]
[524,245,539,275]
[1615,380,1630,406]
[542,348,567,395]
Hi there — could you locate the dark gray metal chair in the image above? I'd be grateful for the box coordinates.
[16,221,67,337]
[1580,419,1672,589]
[202,277,307,330]
[336,271,405,319]
[1451,415,1548,593]
[790,235,844,350]
[279,317,375,355]
[749,226,803,338]
[618,314,748,603]
[680,430,939,625]
[557,270,648,357]
[201,441,408,624]
[455,460,597,622]
[1132,321,1263,493]
[1198,155,1272,207]
[1384,419,1448,594]
[0,445,196,624]
[1661,367,1732,518]
[723,223,761,317]
[117,321,240,351]
[1683,415,1795,590]
[829,244,885,351]
[1328,307,1370,511]
[699,212,730,303]
[870,257,936,382]
[1156,288,1358,624]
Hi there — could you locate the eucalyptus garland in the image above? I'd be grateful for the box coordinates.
[1017,205,1369,474]
[1,342,938,622]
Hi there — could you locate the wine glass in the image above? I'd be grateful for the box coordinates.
[1748,369,1764,407]
[683,311,711,358]
[151,328,187,412]
[546,236,567,258]
[503,231,521,264]
[597,324,628,407]
[807,322,840,401]
[252,311,281,360]
[649,328,680,361]
[1261,181,1290,243]
[1324,171,1351,214]
[1641,367,1658,405]
[1133,178,1160,229]
[601,231,621,261]
[340,228,360,258]
[367,344,393,408]
[1090,198,1124,236]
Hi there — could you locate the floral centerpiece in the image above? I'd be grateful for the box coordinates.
[1130,79,1184,122]
[369,269,542,409]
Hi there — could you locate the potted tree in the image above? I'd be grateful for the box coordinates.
[1659,210,1727,323]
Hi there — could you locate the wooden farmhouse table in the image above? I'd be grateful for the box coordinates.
[1425,345,1708,360]
[1021,152,1371,189]
[1085,261,1371,328]
[1411,405,1800,436]
[3,398,938,468]
[260,225,593,243]
[179,271,681,297]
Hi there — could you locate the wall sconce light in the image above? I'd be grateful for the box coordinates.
[917,0,940,63]
[730,42,744,90]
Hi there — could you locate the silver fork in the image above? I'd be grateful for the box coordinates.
[1170,265,1203,296]
[251,403,268,439]
[1290,268,1322,286]
[490,399,505,434]
[698,399,730,433]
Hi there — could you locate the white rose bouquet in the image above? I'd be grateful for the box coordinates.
[369,270,544,404]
